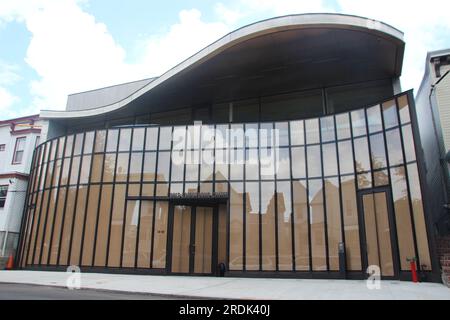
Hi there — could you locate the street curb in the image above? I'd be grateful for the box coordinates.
[0,281,240,300]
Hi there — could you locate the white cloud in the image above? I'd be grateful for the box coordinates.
[0,86,18,111]
[136,9,230,77]
[0,2,232,115]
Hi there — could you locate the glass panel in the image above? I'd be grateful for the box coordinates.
[106,130,119,152]
[402,124,416,162]
[397,95,411,124]
[143,152,157,181]
[367,105,382,133]
[351,110,366,137]
[194,207,213,274]
[200,150,214,181]
[91,154,104,183]
[201,125,215,149]
[290,120,304,146]
[187,125,201,150]
[320,116,335,142]
[275,122,289,147]
[103,154,116,183]
[81,185,99,266]
[382,99,399,129]
[59,186,77,265]
[261,181,276,271]
[156,151,171,182]
[230,149,244,180]
[215,125,229,149]
[57,136,66,158]
[325,178,341,270]
[69,186,87,265]
[152,201,168,268]
[407,163,431,270]
[171,205,191,273]
[336,113,351,140]
[230,124,244,149]
[362,193,394,276]
[215,149,228,180]
[73,133,84,156]
[145,127,158,151]
[374,170,389,187]
[159,127,172,150]
[129,153,142,182]
[386,129,404,166]
[391,166,416,270]
[245,123,259,149]
[69,156,81,185]
[322,143,338,177]
[64,135,74,157]
[305,119,320,144]
[170,150,184,182]
[122,199,138,268]
[80,155,92,184]
[291,147,306,179]
[309,179,326,271]
[185,150,199,181]
[61,158,70,185]
[277,181,293,271]
[338,141,354,175]
[341,175,361,270]
[293,180,309,270]
[119,128,132,151]
[137,201,154,268]
[94,130,106,153]
[49,187,66,265]
[229,182,243,270]
[84,132,95,154]
[307,145,322,178]
[245,182,259,271]
[245,148,259,180]
[354,137,371,173]
[116,153,129,182]
[132,128,145,151]
[357,173,372,189]
[156,183,169,196]
[108,184,126,267]
[276,148,291,180]
[40,189,57,264]
[370,133,387,170]
[94,184,112,266]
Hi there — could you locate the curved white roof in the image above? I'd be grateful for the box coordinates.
[41,13,404,120]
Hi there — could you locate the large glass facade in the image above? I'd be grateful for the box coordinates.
[18,92,433,277]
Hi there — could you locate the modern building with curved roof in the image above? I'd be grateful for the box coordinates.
[16,13,442,282]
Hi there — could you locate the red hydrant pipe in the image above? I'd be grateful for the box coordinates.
[410,260,418,283]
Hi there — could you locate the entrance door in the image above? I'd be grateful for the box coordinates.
[358,189,399,278]
[168,205,217,275]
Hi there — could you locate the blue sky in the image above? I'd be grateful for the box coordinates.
[0,0,449,120]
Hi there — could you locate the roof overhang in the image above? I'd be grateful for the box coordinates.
[41,13,405,121]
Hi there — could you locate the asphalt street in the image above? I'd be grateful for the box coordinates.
[0,283,184,300]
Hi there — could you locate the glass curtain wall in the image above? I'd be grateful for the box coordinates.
[18,92,432,274]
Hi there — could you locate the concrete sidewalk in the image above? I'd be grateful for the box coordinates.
[0,270,449,300]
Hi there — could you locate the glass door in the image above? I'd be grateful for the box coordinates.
[168,205,216,275]
[359,189,399,278]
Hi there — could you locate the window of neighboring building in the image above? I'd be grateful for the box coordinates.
[12,137,26,164]
[0,185,7,208]
[0,144,5,151]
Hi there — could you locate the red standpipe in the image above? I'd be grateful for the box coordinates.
[410,260,418,283]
